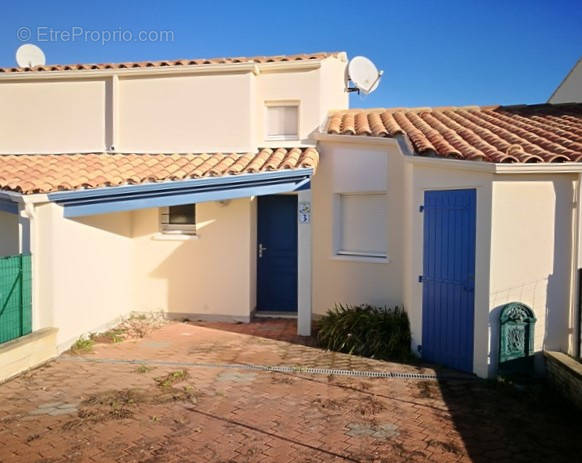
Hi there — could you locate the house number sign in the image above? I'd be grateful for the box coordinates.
[298,201,311,224]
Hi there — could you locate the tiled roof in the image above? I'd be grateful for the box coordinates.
[0,52,339,74]
[326,104,582,163]
[0,148,319,194]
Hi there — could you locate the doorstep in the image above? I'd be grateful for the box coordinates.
[254,311,298,319]
[0,327,58,383]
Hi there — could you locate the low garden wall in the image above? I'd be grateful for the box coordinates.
[0,327,58,383]
[544,350,582,410]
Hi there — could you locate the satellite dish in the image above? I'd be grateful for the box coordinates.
[346,56,383,95]
[16,44,46,68]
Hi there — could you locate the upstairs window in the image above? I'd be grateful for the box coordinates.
[160,204,196,235]
[265,103,299,140]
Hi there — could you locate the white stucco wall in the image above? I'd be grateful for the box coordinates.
[489,176,576,374]
[0,55,348,155]
[119,73,255,153]
[131,198,257,321]
[33,203,134,350]
[406,161,494,377]
[315,141,577,378]
[0,80,106,154]
[314,140,497,376]
[255,56,348,147]
[549,59,582,104]
[30,197,258,349]
[0,210,19,257]
[22,154,579,378]
[312,141,405,314]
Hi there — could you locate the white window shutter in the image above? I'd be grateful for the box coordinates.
[338,193,387,257]
[266,105,298,139]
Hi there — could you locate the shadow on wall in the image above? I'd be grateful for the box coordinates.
[487,178,574,377]
[544,178,574,356]
[74,211,133,238]
[148,238,216,316]
[487,304,504,376]
[140,202,255,320]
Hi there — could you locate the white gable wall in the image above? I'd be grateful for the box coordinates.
[549,59,582,104]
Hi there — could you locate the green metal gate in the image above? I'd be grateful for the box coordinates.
[0,254,32,344]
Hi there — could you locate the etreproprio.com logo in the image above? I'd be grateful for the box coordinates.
[17,26,175,45]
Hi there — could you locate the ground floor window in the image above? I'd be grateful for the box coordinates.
[160,204,196,234]
[335,193,387,259]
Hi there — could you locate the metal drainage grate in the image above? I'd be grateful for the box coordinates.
[62,356,469,380]
[241,364,440,379]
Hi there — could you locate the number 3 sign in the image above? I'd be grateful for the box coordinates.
[298,201,311,224]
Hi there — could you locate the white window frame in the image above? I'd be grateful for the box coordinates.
[333,192,388,262]
[159,204,196,235]
[264,100,300,141]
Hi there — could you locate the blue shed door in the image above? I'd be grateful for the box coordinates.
[257,195,298,312]
[422,189,476,372]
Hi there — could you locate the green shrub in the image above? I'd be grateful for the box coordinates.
[316,304,412,362]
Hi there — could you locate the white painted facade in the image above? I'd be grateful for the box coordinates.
[0,53,580,377]
[313,134,580,378]
[0,55,348,154]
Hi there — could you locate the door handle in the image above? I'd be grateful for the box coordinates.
[258,243,267,258]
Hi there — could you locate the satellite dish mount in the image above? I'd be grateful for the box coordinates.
[345,56,383,95]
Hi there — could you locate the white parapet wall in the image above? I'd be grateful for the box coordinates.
[0,327,58,383]
[32,202,134,350]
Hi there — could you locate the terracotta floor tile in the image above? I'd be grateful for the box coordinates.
[0,319,580,462]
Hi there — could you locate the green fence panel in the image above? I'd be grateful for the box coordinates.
[0,254,32,344]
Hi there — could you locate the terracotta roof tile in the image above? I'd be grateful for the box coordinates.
[326,104,582,163]
[0,52,340,74]
[0,148,318,194]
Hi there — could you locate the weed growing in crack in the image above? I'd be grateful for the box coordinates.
[154,370,190,388]
[69,337,95,355]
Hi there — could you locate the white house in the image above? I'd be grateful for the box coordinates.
[0,51,580,380]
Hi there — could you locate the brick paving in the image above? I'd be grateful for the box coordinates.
[0,319,580,463]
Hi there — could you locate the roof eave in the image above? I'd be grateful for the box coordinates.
[47,168,314,217]
[316,132,582,174]
[493,162,582,174]
[0,59,326,81]
[313,132,401,148]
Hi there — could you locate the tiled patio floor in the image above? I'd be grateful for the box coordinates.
[0,320,580,462]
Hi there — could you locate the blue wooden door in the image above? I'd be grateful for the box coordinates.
[257,195,298,312]
[422,189,476,372]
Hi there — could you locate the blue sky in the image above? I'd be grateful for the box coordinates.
[0,0,580,108]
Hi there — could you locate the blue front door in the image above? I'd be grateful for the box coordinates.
[257,195,298,312]
[422,189,476,372]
